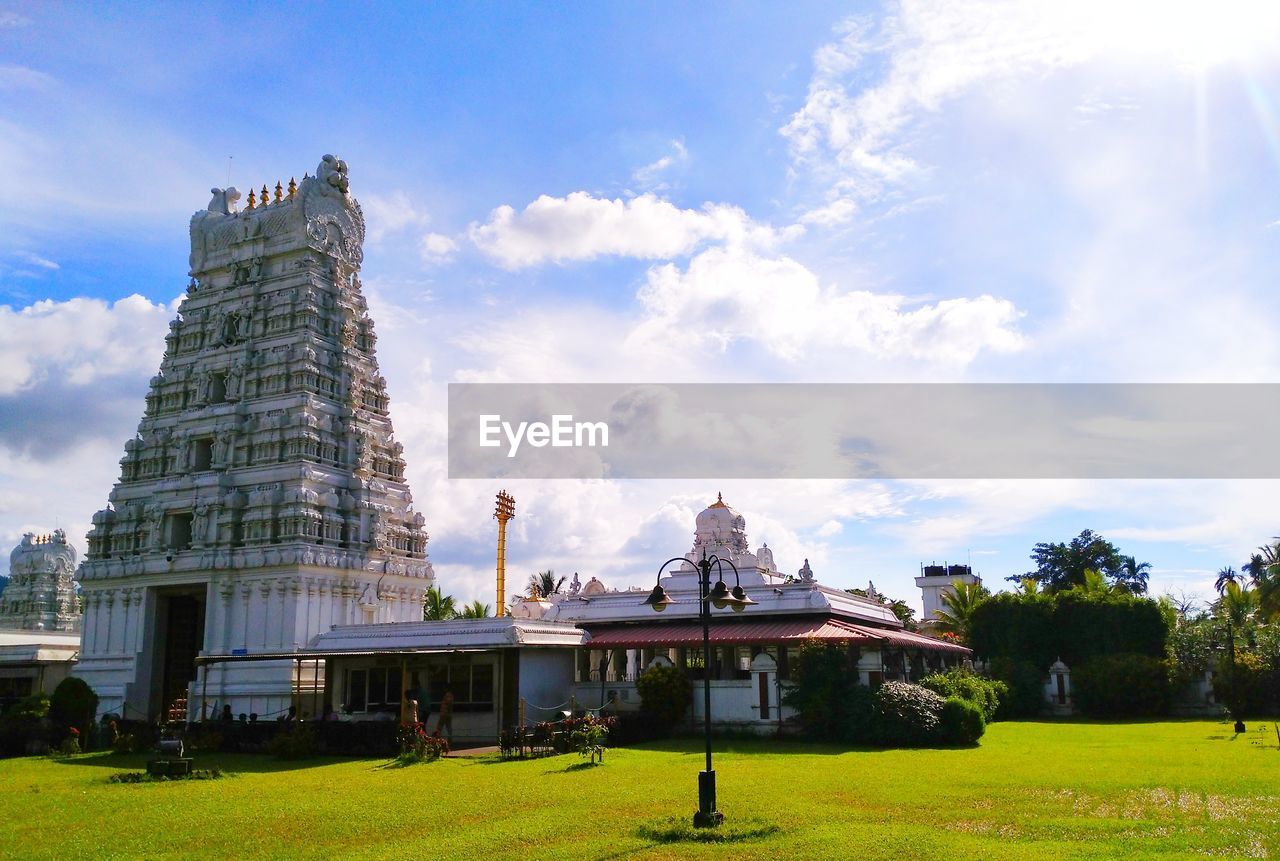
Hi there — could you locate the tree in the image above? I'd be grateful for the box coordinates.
[1074,568,1120,597]
[423,586,457,621]
[1215,566,1239,597]
[1162,589,1203,620]
[1215,581,1258,631]
[1117,556,1152,594]
[459,600,491,619]
[1243,542,1280,622]
[527,569,565,599]
[50,677,98,750]
[1012,529,1145,593]
[932,580,990,643]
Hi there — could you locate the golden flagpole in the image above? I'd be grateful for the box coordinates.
[494,490,515,617]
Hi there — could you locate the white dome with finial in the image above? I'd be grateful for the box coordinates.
[691,492,749,559]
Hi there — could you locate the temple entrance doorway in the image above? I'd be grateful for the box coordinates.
[154,587,206,722]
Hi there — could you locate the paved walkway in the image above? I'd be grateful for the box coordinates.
[445,744,500,758]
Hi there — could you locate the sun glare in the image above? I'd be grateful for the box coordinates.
[1091,0,1280,69]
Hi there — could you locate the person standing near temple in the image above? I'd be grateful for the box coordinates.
[436,686,454,742]
[402,688,419,725]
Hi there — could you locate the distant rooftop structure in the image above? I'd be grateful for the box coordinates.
[2,530,81,633]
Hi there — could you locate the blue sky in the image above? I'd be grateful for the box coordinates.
[2,1,1279,613]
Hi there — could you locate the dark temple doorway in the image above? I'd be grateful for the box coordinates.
[157,590,206,722]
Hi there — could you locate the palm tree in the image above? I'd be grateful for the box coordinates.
[423,586,457,621]
[1214,566,1239,597]
[527,569,565,599]
[932,580,990,643]
[1215,580,1258,630]
[1016,578,1040,596]
[1076,568,1119,596]
[1244,543,1280,622]
[459,600,491,619]
[1117,556,1152,593]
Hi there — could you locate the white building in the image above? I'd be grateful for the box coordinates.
[915,563,980,624]
[74,156,433,722]
[0,532,83,706]
[233,494,968,741]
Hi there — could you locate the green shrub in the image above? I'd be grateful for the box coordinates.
[1212,652,1276,720]
[919,668,1006,722]
[0,693,51,755]
[1072,653,1172,717]
[939,697,986,745]
[872,682,944,746]
[781,643,875,743]
[266,722,319,759]
[569,714,611,765]
[635,664,691,729]
[989,658,1044,719]
[969,591,1172,670]
[49,678,98,750]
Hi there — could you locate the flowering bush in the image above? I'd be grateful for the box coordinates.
[567,714,615,765]
[396,722,449,763]
[872,682,944,746]
[54,726,82,757]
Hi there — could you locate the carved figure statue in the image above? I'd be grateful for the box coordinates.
[225,361,243,400]
[568,572,581,596]
[192,503,210,543]
[205,187,242,215]
[317,154,350,197]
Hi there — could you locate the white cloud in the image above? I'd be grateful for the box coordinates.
[0,294,173,396]
[13,251,58,270]
[361,191,431,244]
[0,65,53,91]
[420,232,458,264]
[782,1,1280,205]
[468,192,801,269]
[799,197,859,226]
[632,139,689,187]
[629,245,1025,364]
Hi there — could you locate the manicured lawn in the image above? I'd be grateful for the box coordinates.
[1,720,1277,860]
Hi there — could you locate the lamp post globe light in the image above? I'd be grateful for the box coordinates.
[643,550,756,828]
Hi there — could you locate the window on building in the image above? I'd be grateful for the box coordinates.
[0,676,34,702]
[346,669,367,712]
[209,374,227,404]
[166,513,193,550]
[192,438,213,471]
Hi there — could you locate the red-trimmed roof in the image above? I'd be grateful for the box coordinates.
[583,617,969,654]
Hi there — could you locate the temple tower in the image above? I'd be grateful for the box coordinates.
[2,530,81,632]
[74,156,433,721]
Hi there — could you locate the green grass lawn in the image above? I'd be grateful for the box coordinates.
[1,720,1277,860]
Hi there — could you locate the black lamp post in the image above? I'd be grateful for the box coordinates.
[643,549,755,828]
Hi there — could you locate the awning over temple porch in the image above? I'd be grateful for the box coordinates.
[583,616,970,654]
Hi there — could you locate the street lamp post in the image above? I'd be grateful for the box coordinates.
[643,550,755,828]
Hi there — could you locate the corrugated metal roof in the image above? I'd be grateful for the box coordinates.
[584,617,969,654]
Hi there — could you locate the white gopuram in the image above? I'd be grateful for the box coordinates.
[3,531,81,632]
[74,156,434,721]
